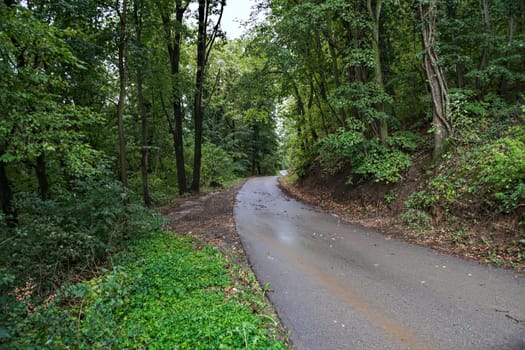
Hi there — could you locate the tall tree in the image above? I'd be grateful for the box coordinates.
[158,0,189,194]
[475,0,491,92]
[367,0,389,144]
[116,0,129,187]
[0,149,16,227]
[0,0,104,224]
[192,0,224,192]
[133,0,152,207]
[418,0,451,157]
[1,0,19,226]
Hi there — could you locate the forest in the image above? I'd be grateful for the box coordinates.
[1,0,524,348]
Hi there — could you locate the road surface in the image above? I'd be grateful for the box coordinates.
[234,177,525,350]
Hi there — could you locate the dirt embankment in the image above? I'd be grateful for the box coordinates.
[279,159,524,271]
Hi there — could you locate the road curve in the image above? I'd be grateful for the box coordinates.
[234,176,525,350]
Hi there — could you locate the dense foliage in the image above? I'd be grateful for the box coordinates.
[251,0,524,225]
[406,108,525,218]
[1,0,282,346]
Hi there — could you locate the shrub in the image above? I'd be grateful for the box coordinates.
[0,177,162,294]
[318,128,363,175]
[201,142,242,187]
[354,140,412,184]
[318,129,419,184]
[403,105,525,221]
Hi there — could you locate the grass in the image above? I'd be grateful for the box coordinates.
[3,231,287,349]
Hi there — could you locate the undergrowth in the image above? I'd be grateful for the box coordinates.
[399,101,524,268]
[317,128,421,184]
[1,231,286,349]
[404,112,524,225]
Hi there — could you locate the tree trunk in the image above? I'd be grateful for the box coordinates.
[117,0,128,187]
[314,31,346,128]
[192,0,224,192]
[475,0,491,92]
[0,158,16,227]
[251,121,259,176]
[36,154,48,201]
[160,1,189,194]
[419,0,451,158]
[134,0,151,207]
[192,0,207,193]
[367,0,388,144]
[445,1,465,89]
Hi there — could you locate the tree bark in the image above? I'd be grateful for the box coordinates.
[419,0,451,158]
[367,0,388,144]
[160,0,189,194]
[116,0,128,187]
[134,0,151,207]
[36,154,48,201]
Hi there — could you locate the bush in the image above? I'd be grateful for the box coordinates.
[0,177,162,294]
[201,142,241,187]
[0,177,163,348]
[318,129,419,184]
[429,126,523,214]
[354,140,412,184]
[403,106,525,221]
[318,128,363,175]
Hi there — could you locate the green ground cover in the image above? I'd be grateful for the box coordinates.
[3,232,286,349]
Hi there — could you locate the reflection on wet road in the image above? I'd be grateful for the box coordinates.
[234,177,525,350]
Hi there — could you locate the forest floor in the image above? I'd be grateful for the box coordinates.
[279,160,524,272]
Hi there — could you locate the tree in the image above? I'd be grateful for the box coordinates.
[192,0,224,192]
[367,0,389,144]
[133,0,152,207]
[0,0,105,224]
[158,0,190,194]
[475,0,491,92]
[116,0,129,187]
[418,0,451,157]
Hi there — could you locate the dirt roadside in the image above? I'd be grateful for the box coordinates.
[161,184,245,259]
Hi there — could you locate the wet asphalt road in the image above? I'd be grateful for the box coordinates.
[234,177,525,350]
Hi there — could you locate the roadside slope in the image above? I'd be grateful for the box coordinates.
[280,159,524,271]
